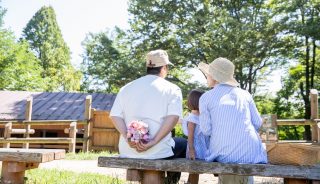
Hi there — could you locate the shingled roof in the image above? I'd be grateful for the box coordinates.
[0,91,116,121]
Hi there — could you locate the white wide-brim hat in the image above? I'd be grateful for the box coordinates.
[146,49,173,67]
[198,58,239,87]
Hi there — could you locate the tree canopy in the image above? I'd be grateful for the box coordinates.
[22,6,81,91]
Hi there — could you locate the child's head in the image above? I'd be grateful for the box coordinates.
[187,89,204,111]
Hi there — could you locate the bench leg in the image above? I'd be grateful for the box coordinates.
[142,170,164,184]
[284,178,310,184]
[127,169,142,181]
[1,161,39,184]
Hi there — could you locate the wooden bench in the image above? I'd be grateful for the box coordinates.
[98,157,320,184]
[0,148,65,184]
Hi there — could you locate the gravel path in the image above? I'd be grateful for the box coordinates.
[39,160,283,183]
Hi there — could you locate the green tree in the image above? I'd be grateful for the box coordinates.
[0,31,45,91]
[270,0,320,139]
[81,28,145,93]
[81,27,205,96]
[127,0,283,94]
[0,1,6,27]
[22,6,81,91]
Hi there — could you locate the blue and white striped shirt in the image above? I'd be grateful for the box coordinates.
[199,84,267,164]
[182,113,210,160]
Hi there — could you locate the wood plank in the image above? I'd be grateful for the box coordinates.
[83,95,92,153]
[92,127,117,132]
[0,148,65,162]
[7,162,39,172]
[3,122,12,148]
[98,157,320,180]
[23,98,32,149]
[310,89,319,142]
[0,138,73,143]
[277,119,316,125]
[11,129,35,134]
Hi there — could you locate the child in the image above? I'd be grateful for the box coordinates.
[182,89,209,184]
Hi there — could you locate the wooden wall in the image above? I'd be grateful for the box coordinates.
[90,111,119,152]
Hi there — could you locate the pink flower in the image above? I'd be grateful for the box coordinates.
[127,120,150,143]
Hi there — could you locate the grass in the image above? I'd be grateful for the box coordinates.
[26,168,124,184]
[65,150,118,160]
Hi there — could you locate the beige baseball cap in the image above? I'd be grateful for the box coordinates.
[198,58,239,87]
[146,49,173,67]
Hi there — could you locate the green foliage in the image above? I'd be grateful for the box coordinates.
[278,125,305,140]
[174,123,186,138]
[0,1,6,27]
[127,0,283,94]
[22,6,81,92]
[66,151,117,160]
[81,29,144,93]
[0,29,45,91]
[26,169,124,184]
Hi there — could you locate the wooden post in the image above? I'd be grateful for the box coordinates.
[127,169,142,181]
[88,108,95,152]
[82,95,92,152]
[23,98,32,149]
[142,170,164,184]
[3,122,12,148]
[68,122,77,153]
[310,89,319,142]
[1,161,39,184]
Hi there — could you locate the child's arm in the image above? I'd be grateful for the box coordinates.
[187,121,196,160]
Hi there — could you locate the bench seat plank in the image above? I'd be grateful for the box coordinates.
[0,148,65,163]
[98,157,320,180]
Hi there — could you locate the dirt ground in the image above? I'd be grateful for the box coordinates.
[39,160,284,183]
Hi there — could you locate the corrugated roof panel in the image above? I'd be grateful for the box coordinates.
[0,91,116,121]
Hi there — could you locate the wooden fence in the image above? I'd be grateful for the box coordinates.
[0,94,120,153]
[260,89,320,143]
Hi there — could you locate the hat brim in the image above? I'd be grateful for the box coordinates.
[198,62,210,76]
[224,78,239,87]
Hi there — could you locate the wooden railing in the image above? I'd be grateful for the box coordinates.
[261,89,320,143]
[0,95,93,153]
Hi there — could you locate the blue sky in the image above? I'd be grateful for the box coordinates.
[2,0,129,68]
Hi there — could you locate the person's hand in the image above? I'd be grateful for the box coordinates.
[135,139,157,152]
[188,147,196,160]
[126,138,138,149]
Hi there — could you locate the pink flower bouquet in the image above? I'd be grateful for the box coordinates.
[127,120,150,143]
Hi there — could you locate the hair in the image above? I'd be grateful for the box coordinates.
[146,66,164,75]
[187,89,204,111]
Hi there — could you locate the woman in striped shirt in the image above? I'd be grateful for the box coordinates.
[198,58,267,184]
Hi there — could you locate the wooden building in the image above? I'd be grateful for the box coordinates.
[0,91,119,152]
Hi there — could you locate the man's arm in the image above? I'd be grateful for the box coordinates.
[136,115,179,152]
[111,116,137,148]
[110,116,127,139]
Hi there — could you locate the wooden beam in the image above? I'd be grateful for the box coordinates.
[23,98,32,149]
[92,127,117,132]
[64,128,84,134]
[68,122,77,153]
[98,157,320,180]
[0,138,74,144]
[83,95,92,152]
[276,119,316,125]
[310,89,319,142]
[3,122,12,148]
[22,120,87,125]
[11,129,35,134]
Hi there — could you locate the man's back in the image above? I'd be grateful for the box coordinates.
[111,75,182,159]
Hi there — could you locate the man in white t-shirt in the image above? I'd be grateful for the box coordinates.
[110,49,187,183]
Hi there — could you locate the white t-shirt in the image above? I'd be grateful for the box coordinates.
[110,75,183,159]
